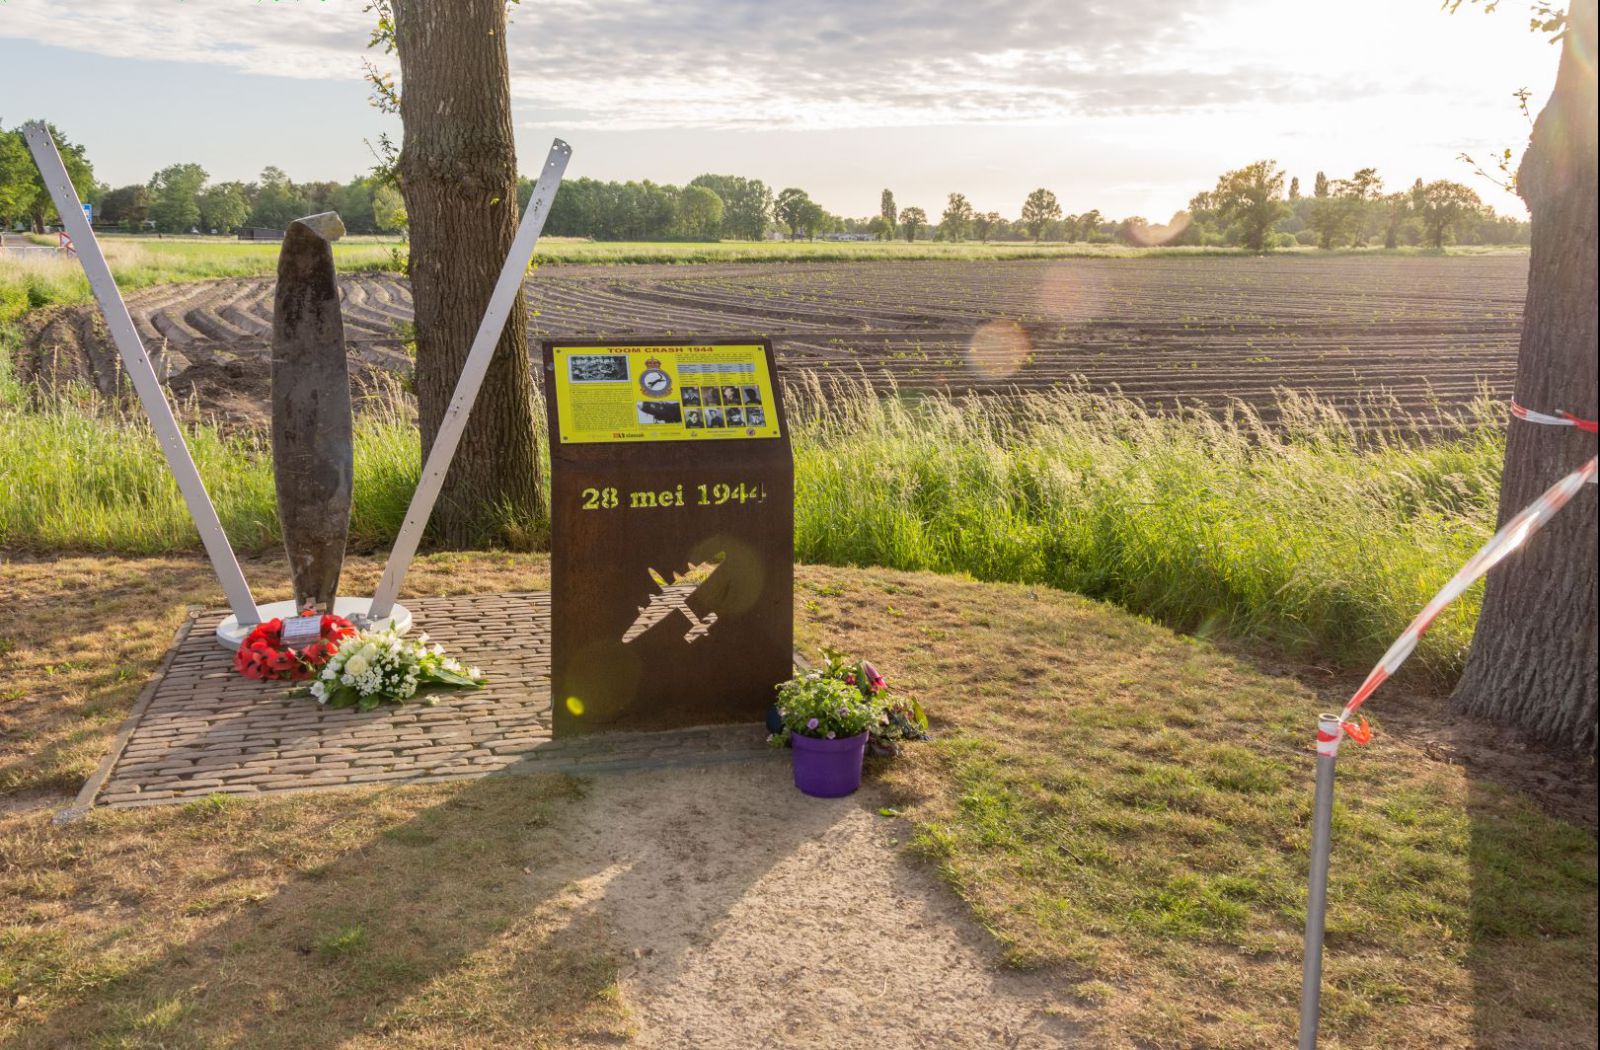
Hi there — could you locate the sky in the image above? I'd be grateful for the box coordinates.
[0,0,1559,220]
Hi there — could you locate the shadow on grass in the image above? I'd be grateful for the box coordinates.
[1467,771,1598,1049]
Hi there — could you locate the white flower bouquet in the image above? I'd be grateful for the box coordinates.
[308,628,486,711]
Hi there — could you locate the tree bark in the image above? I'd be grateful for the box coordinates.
[1451,0,1598,755]
[392,0,545,547]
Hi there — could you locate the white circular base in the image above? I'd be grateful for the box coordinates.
[215,597,413,650]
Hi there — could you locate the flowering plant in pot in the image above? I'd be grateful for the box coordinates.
[774,674,883,797]
[774,647,926,797]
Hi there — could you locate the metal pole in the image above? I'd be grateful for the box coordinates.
[22,123,259,625]
[1298,714,1342,1050]
[368,138,571,620]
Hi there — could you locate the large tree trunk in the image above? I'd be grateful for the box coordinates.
[392,0,545,547]
[1451,0,1597,755]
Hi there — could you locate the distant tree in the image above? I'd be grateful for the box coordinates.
[1309,169,1381,249]
[544,176,601,237]
[1346,167,1383,245]
[1379,191,1411,248]
[973,210,1001,242]
[1114,216,1149,245]
[679,184,725,240]
[372,182,407,234]
[899,205,927,241]
[1020,188,1062,241]
[298,180,343,216]
[1416,179,1485,248]
[1212,160,1291,250]
[7,122,94,231]
[1066,209,1103,241]
[774,187,811,239]
[1310,184,1354,248]
[633,180,680,239]
[1289,175,1301,200]
[148,162,208,233]
[248,166,310,229]
[941,192,975,241]
[330,177,378,233]
[95,184,152,231]
[1313,170,1329,198]
[866,215,893,240]
[876,189,902,238]
[688,173,771,239]
[0,128,31,230]
[797,199,829,240]
[198,181,249,234]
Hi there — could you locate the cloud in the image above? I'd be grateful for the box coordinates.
[0,0,1359,130]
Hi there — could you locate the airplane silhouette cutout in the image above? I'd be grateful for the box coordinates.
[621,559,722,644]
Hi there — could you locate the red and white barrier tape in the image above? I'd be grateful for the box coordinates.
[1511,401,1598,433]
[1332,453,1598,744]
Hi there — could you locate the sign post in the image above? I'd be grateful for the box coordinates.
[544,340,794,734]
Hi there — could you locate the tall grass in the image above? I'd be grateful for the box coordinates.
[788,377,1502,678]
[0,364,1502,678]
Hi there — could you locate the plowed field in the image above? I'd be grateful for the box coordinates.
[17,254,1525,430]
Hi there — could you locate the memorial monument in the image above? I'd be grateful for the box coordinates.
[212,211,412,647]
[271,212,353,613]
[545,340,795,734]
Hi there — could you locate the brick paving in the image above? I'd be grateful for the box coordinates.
[88,592,773,809]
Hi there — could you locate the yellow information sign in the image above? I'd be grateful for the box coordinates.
[551,343,782,444]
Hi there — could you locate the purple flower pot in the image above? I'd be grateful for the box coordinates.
[790,730,869,797]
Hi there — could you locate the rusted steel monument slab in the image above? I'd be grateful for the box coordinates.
[545,340,794,735]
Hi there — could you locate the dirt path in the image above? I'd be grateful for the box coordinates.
[532,760,1079,1049]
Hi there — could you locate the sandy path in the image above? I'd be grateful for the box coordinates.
[531,759,1081,1049]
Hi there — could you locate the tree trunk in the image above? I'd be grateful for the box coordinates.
[1451,0,1598,755]
[392,0,545,548]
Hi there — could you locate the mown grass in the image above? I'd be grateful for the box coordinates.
[791,565,1596,1048]
[0,556,1590,1048]
[1,360,1502,680]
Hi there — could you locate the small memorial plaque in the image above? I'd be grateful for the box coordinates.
[280,613,324,648]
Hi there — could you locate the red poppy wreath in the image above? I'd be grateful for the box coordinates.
[234,611,357,682]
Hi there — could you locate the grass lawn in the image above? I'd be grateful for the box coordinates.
[0,553,1592,1048]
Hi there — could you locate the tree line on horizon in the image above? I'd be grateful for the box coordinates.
[530,165,1527,249]
[1,122,406,236]
[3,122,1527,250]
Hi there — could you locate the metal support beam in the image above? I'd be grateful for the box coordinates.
[1297,715,1341,1050]
[22,123,259,625]
[368,138,572,620]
